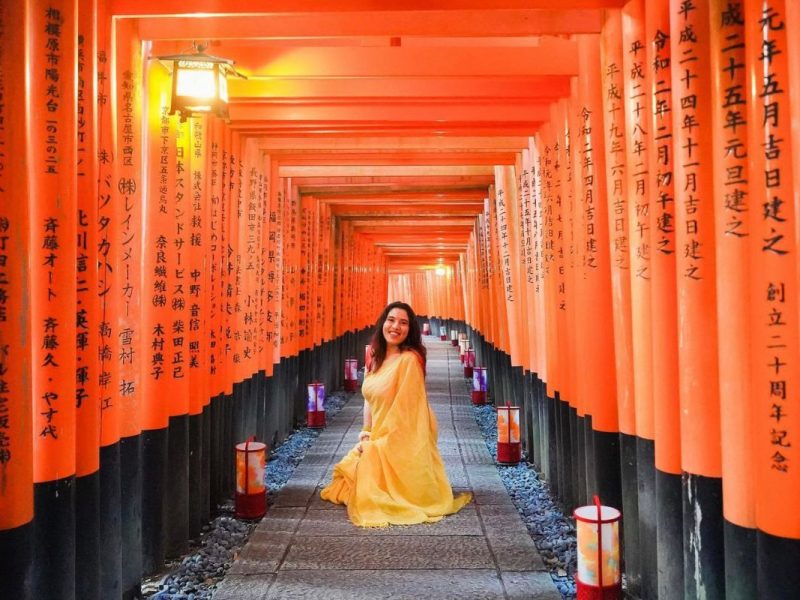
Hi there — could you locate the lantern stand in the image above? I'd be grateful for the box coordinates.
[344,358,358,392]
[155,41,247,123]
[496,402,521,465]
[307,382,326,428]
[574,496,622,600]
[235,436,267,519]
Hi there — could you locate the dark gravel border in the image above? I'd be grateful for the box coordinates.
[470,400,578,599]
[142,390,352,600]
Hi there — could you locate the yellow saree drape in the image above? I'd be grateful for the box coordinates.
[320,351,472,527]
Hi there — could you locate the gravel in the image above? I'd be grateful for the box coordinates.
[470,400,578,599]
[142,389,351,600]
[144,370,580,600]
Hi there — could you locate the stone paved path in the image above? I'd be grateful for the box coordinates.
[213,338,561,600]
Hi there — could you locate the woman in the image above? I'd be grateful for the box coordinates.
[320,301,472,527]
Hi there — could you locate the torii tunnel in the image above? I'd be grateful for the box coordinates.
[2,1,800,599]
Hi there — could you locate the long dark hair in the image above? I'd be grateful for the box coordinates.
[368,301,426,374]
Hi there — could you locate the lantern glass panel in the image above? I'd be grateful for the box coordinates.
[497,407,520,443]
[218,70,229,102]
[175,64,216,100]
[235,442,266,494]
[472,367,486,391]
[575,505,621,586]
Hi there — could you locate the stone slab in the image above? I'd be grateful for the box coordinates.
[213,574,276,600]
[294,505,483,537]
[264,569,506,600]
[281,535,495,570]
[501,571,563,599]
[227,532,293,575]
[254,507,306,535]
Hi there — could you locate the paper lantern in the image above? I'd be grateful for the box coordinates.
[235,437,267,519]
[450,329,459,346]
[472,366,487,405]
[307,382,326,428]
[456,339,465,361]
[464,348,476,378]
[440,326,448,341]
[496,402,521,465]
[574,496,622,599]
[344,358,359,392]
[422,322,431,335]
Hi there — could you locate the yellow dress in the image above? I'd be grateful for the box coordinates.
[320,351,472,527]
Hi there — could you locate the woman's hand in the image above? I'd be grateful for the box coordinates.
[357,430,370,453]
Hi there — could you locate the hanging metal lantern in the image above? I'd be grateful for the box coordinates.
[496,402,521,465]
[156,42,245,122]
[344,358,359,392]
[472,366,487,405]
[307,382,326,428]
[235,437,267,519]
[574,496,622,599]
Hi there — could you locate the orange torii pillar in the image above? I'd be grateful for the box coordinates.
[0,1,34,596]
[27,2,79,599]
[140,58,173,576]
[188,115,212,538]
[75,1,102,597]
[96,2,124,594]
[746,0,800,595]
[646,0,684,595]
[622,1,657,597]
[113,17,146,598]
[575,32,623,523]
[601,9,640,593]
[670,1,725,597]
[710,1,757,597]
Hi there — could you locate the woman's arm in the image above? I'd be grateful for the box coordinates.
[357,400,372,451]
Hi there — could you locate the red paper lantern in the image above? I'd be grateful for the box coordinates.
[574,496,622,600]
[496,402,521,465]
[472,366,487,405]
[235,437,267,519]
[307,382,326,428]
[344,358,358,392]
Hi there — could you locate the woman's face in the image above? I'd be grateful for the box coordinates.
[382,307,410,349]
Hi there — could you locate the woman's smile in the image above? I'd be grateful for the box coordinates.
[383,308,410,348]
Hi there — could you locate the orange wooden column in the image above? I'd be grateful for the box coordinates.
[493,165,523,370]
[575,32,621,516]
[622,1,655,596]
[74,1,102,597]
[745,0,800,594]
[669,1,724,597]
[645,0,683,595]
[112,17,146,596]
[601,9,640,589]
[95,2,123,595]
[601,9,635,442]
[140,59,173,574]
[0,1,34,595]
[709,1,756,596]
[28,1,78,597]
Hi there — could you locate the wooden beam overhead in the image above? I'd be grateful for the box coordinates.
[136,9,603,40]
